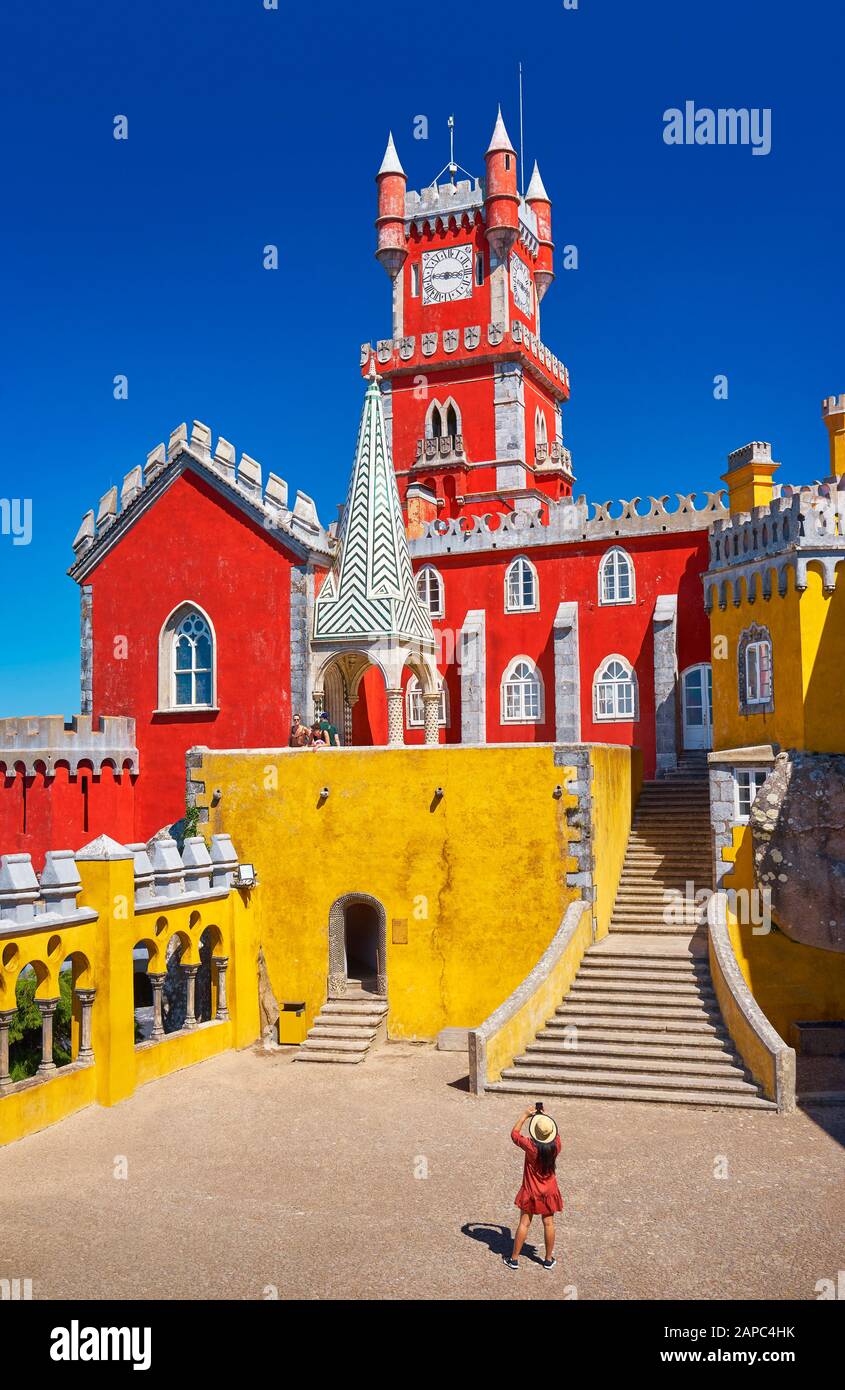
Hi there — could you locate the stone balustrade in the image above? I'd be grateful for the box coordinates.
[0,714,138,777]
[704,482,845,608]
[360,321,570,398]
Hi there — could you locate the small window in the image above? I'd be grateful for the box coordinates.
[599,548,635,605]
[416,566,444,618]
[505,556,538,612]
[406,676,448,728]
[504,154,511,170]
[535,408,548,447]
[446,404,458,438]
[594,657,638,722]
[735,768,767,822]
[745,640,773,706]
[501,658,543,723]
[475,251,484,287]
[411,262,420,297]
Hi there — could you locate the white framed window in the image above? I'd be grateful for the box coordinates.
[406,676,448,728]
[425,396,461,440]
[734,768,767,822]
[505,556,539,612]
[745,640,773,706]
[594,656,638,722]
[598,547,635,605]
[415,566,444,618]
[411,262,420,297]
[158,603,217,711]
[475,251,484,287]
[501,657,544,724]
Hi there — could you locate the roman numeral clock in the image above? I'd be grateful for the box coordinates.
[421,244,473,304]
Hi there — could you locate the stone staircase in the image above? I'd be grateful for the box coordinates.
[294,981,387,1065]
[486,754,776,1110]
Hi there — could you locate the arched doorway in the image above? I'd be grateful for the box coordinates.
[327,893,387,998]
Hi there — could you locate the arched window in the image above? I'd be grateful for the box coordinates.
[738,626,774,712]
[416,566,444,618]
[535,408,548,446]
[425,397,461,441]
[406,676,448,728]
[501,657,543,723]
[598,547,635,605]
[505,556,538,612]
[594,656,638,722]
[159,603,216,711]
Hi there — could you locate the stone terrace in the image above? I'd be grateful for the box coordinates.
[1,1045,842,1301]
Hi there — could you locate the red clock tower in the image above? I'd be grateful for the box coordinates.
[364,110,574,532]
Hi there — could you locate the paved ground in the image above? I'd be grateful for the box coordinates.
[2,1043,843,1301]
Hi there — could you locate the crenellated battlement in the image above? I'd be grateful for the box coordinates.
[0,714,138,777]
[361,320,570,400]
[69,420,331,575]
[703,479,845,608]
[409,489,727,559]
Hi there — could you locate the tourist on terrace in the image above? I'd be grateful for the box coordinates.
[289,714,310,748]
[310,722,330,748]
[503,1105,562,1271]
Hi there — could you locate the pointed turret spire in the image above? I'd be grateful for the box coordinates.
[377,130,405,178]
[525,160,549,202]
[485,105,516,156]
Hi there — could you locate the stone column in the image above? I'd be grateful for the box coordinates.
[459,611,487,744]
[182,964,199,1030]
[36,998,59,1076]
[0,1008,15,1090]
[653,594,679,776]
[213,957,230,1021]
[313,690,324,721]
[149,972,166,1041]
[386,689,404,746]
[75,988,96,1062]
[553,601,581,743]
[422,691,440,745]
[343,695,355,748]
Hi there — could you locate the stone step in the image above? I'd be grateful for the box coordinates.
[309,1023,379,1040]
[294,1050,364,1064]
[567,988,714,1010]
[519,1047,746,1078]
[560,999,723,1021]
[299,1035,370,1053]
[610,923,706,935]
[322,1000,387,1017]
[498,1064,760,1094]
[552,1012,729,1036]
[536,1031,734,1058]
[486,1079,776,1109]
[580,960,708,976]
[571,977,715,998]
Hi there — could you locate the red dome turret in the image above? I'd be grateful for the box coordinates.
[526,160,554,301]
[375,132,408,280]
[483,107,519,262]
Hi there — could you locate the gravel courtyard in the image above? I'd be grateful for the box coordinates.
[2,1043,843,1301]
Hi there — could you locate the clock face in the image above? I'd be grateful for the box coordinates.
[421,245,473,304]
[510,253,533,317]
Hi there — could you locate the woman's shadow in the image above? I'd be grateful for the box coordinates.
[462,1221,543,1264]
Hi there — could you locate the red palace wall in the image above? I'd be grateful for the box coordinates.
[0,763,135,872]
[402,530,712,776]
[85,471,298,841]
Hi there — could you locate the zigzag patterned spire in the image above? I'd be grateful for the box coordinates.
[314,371,435,646]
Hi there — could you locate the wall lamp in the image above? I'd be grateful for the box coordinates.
[552,785,564,799]
[211,787,222,807]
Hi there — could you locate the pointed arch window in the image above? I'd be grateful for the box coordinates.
[599,547,635,605]
[416,566,444,618]
[425,397,462,441]
[501,657,544,723]
[535,408,548,447]
[594,656,638,722]
[158,604,217,711]
[406,676,448,728]
[505,555,539,612]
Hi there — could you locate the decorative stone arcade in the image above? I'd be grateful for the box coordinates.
[311,366,440,745]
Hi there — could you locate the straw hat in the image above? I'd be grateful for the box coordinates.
[528,1112,558,1144]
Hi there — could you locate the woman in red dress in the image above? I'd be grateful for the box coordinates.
[504,1106,562,1270]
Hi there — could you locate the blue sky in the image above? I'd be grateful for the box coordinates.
[1,0,842,715]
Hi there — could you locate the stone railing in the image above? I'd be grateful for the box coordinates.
[707,891,796,1113]
[0,715,138,777]
[414,435,465,464]
[361,321,570,397]
[535,441,574,475]
[0,830,258,1140]
[70,420,330,570]
[409,489,727,559]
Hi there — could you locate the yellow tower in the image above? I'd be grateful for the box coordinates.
[822,393,845,480]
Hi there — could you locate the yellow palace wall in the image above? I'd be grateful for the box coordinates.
[192,743,641,1043]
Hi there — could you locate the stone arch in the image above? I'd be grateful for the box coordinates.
[327,892,387,998]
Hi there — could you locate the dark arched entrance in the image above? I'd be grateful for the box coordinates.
[327,893,387,998]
